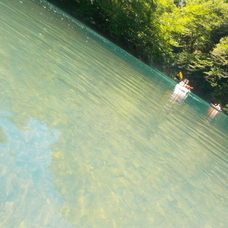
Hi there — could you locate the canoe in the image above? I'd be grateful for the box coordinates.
[174,84,191,94]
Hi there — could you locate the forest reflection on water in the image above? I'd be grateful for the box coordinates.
[0,0,228,227]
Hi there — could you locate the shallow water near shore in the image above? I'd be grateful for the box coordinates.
[0,0,228,227]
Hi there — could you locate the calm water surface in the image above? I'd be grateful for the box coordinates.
[0,0,228,227]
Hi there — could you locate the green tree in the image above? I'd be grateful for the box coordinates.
[158,0,228,108]
[47,0,228,111]
[47,0,173,65]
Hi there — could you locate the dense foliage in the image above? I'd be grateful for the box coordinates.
[47,0,228,113]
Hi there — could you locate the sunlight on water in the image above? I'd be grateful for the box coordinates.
[0,0,228,228]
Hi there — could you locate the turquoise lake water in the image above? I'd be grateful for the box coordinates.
[0,0,228,227]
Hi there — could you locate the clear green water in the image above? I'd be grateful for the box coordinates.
[0,0,228,227]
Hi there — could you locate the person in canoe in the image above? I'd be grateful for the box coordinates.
[211,103,222,112]
[179,79,191,90]
[207,104,222,121]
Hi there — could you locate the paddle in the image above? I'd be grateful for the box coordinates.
[175,71,184,81]
[178,71,184,80]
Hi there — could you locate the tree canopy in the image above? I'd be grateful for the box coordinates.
[47,0,228,113]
